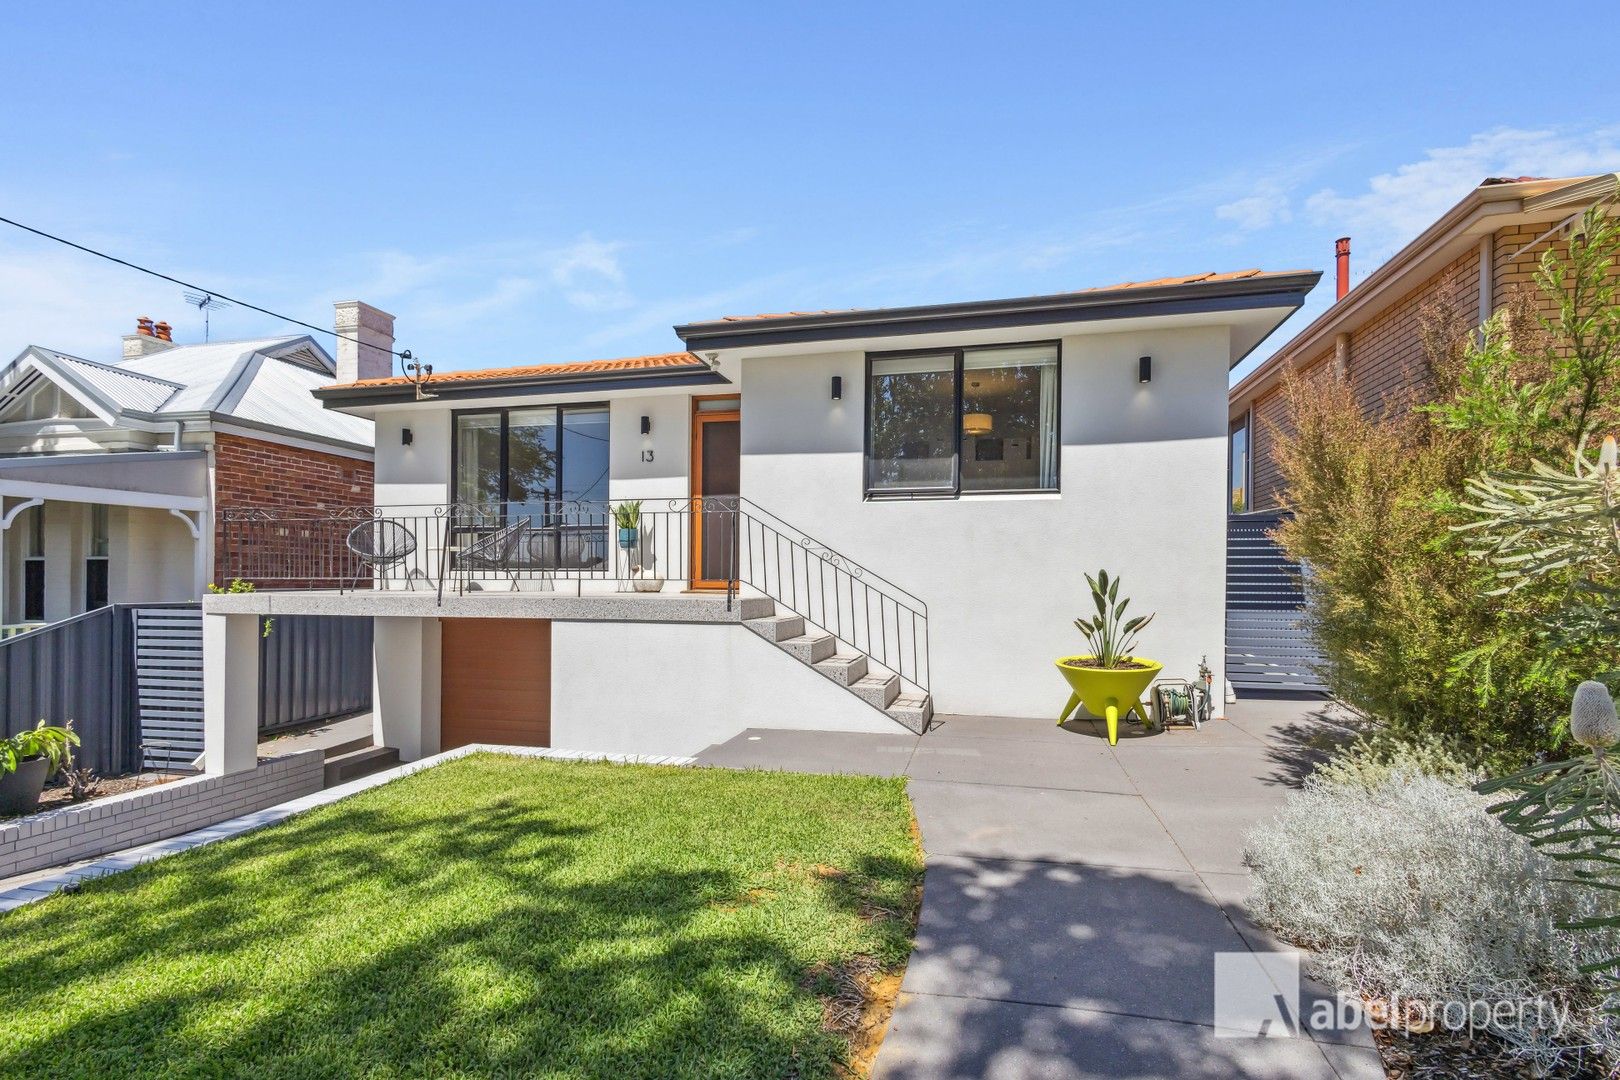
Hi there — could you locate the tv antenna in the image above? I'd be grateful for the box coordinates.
[182,290,233,341]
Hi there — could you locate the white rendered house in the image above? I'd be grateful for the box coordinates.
[202,270,1317,771]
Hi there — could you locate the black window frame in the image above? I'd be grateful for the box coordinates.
[863,339,1062,499]
[1228,409,1251,515]
[449,402,611,516]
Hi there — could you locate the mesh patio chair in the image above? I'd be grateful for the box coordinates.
[345,518,420,592]
[455,516,531,594]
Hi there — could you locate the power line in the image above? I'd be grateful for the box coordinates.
[0,213,412,364]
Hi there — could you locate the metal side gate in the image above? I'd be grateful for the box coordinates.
[1226,512,1329,694]
[133,606,205,769]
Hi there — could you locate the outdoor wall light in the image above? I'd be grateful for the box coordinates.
[831,375,843,401]
[401,427,414,446]
[1138,355,1152,384]
[640,415,652,435]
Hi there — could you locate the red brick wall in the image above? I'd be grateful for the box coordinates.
[1245,236,1490,511]
[1242,211,1620,512]
[213,432,374,586]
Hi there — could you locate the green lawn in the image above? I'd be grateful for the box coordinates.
[0,754,923,1079]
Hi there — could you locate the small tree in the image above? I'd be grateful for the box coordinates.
[1272,185,1620,766]
[1465,437,1620,1011]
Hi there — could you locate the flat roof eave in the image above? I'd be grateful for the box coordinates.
[675,272,1322,353]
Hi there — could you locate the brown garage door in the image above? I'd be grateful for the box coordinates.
[440,618,551,750]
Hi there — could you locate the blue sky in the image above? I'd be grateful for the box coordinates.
[1,2,1616,384]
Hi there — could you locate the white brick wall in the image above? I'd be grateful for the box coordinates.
[0,751,324,879]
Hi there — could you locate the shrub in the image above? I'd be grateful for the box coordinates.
[1246,767,1619,1070]
[1272,367,1567,766]
[1271,187,1620,767]
[1307,732,1480,792]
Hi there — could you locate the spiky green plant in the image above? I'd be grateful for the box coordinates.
[1477,680,1620,1013]
[1465,439,1620,1013]
[1072,569,1154,668]
[611,500,642,530]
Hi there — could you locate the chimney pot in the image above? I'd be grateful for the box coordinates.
[1335,237,1351,301]
[333,301,397,384]
[123,317,179,359]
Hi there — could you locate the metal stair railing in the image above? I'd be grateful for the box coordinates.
[729,498,930,693]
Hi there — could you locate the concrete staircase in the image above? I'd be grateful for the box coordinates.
[743,601,933,733]
[319,731,400,787]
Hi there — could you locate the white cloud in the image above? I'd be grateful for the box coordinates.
[335,232,636,331]
[549,233,626,288]
[1216,191,1292,231]
[0,237,210,362]
[1303,126,1620,264]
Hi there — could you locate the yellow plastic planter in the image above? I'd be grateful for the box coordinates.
[1055,656,1163,745]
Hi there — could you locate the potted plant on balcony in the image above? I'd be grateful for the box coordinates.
[0,720,80,816]
[612,500,642,549]
[1057,570,1162,745]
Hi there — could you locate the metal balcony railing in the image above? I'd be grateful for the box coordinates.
[218,499,930,691]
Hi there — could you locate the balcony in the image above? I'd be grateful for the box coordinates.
[220,501,732,593]
[216,499,930,693]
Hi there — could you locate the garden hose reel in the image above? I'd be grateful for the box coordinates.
[1152,678,1210,730]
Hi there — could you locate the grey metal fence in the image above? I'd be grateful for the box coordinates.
[259,615,373,734]
[0,604,181,775]
[1,605,374,776]
[1226,512,1330,695]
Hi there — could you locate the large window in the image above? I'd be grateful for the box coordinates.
[453,405,610,516]
[866,342,1059,496]
[1229,413,1250,514]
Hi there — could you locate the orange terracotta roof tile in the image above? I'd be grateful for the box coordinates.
[329,351,704,391]
[712,269,1314,323]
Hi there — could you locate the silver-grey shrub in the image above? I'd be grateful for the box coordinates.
[1245,766,1619,1067]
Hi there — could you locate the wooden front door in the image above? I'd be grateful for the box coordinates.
[439,618,551,750]
[691,397,741,589]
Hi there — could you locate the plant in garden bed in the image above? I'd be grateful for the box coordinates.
[1458,433,1620,1016]
[0,720,80,816]
[1245,746,1620,1074]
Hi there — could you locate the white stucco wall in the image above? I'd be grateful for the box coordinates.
[737,325,1231,718]
[115,506,196,604]
[549,620,897,756]
[370,391,699,511]
[373,407,453,507]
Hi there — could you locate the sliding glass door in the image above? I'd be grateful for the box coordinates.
[452,405,611,570]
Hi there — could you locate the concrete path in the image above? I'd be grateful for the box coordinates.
[696,698,1383,1079]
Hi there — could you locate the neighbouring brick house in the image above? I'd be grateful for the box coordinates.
[0,302,386,625]
[1229,173,1619,513]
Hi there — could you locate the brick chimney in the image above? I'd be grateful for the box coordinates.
[123,315,179,360]
[333,301,396,383]
[1335,237,1351,301]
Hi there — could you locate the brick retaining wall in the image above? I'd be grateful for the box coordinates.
[0,751,324,879]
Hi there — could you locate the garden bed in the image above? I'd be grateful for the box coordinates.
[0,753,924,1079]
[19,770,182,818]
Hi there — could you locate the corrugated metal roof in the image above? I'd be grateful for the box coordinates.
[115,337,298,413]
[7,337,371,452]
[47,352,181,413]
[230,352,373,446]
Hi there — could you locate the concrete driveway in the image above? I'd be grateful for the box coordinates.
[695,698,1383,1080]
